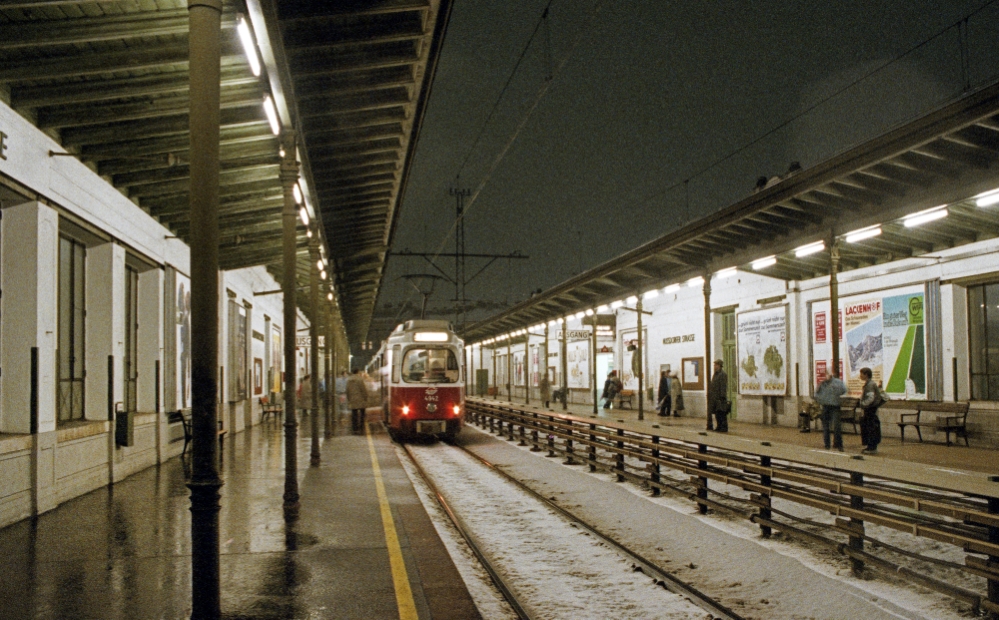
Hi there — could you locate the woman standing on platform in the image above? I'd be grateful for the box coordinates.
[346,368,370,434]
[657,370,671,417]
[858,367,882,454]
[670,371,684,416]
[540,371,551,409]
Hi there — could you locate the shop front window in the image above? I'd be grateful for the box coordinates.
[969,283,999,400]
[58,235,86,422]
[401,348,459,383]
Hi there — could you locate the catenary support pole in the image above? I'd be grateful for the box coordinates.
[830,234,841,378]
[280,132,300,518]
[309,239,320,467]
[637,296,645,421]
[703,275,713,430]
[186,1,223,616]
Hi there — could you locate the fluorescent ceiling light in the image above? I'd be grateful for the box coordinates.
[752,256,777,270]
[316,259,324,270]
[664,283,680,293]
[236,16,261,77]
[845,226,881,243]
[585,309,594,316]
[597,304,609,312]
[687,276,704,287]
[643,289,659,300]
[293,182,303,205]
[794,241,825,258]
[320,270,327,280]
[262,95,280,135]
[557,317,564,324]
[327,292,333,301]
[611,300,624,309]
[903,206,948,228]
[414,332,448,342]
[549,319,558,326]
[626,295,638,304]
[306,229,312,238]
[574,311,586,319]
[299,207,309,226]
[975,188,999,208]
[715,267,737,279]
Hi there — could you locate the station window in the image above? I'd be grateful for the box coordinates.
[969,283,999,400]
[401,348,459,383]
[58,235,86,422]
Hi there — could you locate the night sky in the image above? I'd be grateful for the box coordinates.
[370,0,998,341]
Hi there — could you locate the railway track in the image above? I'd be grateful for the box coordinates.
[401,439,743,620]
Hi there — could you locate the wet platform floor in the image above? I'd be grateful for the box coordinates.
[0,412,480,619]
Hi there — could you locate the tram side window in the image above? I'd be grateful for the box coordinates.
[969,283,999,400]
[392,345,401,383]
[402,348,459,383]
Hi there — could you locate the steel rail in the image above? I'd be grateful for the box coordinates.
[449,442,746,620]
[400,443,535,620]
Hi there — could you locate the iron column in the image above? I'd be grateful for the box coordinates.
[325,295,333,439]
[280,132,300,518]
[186,1,223,616]
[525,335,531,405]
[591,319,598,415]
[703,275,713,431]
[309,239,320,467]
[829,234,841,381]
[637,296,645,421]
[507,335,513,403]
[543,322,550,407]
[561,316,568,411]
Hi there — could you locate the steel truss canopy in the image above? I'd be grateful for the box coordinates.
[464,82,999,343]
[0,0,450,348]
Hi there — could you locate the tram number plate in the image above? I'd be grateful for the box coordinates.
[417,420,445,434]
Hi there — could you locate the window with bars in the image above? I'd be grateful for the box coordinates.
[969,283,999,400]
[58,236,86,422]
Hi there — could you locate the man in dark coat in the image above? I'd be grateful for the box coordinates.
[657,370,671,416]
[709,359,729,432]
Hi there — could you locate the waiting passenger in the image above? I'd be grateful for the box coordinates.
[346,368,370,434]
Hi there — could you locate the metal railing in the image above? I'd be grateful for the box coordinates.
[466,397,999,616]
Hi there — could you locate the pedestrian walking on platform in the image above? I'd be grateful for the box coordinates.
[540,372,551,409]
[335,370,348,418]
[815,370,847,450]
[298,374,313,415]
[601,371,622,409]
[709,360,730,432]
[346,368,370,434]
[858,367,883,454]
[657,370,671,416]
[670,371,683,416]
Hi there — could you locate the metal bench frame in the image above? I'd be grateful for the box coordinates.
[897,401,970,446]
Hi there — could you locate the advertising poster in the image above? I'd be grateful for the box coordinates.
[566,339,590,389]
[619,329,647,390]
[513,351,525,386]
[228,300,247,401]
[530,345,540,386]
[811,284,926,399]
[736,306,787,395]
[175,272,191,409]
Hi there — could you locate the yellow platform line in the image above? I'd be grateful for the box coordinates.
[367,424,418,620]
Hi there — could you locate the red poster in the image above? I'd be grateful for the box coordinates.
[815,360,827,385]
[815,312,826,343]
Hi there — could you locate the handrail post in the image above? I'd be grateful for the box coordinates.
[759,455,772,538]
[588,423,597,472]
[849,472,865,574]
[530,412,542,451]
[650,435,661,497]
[564,424,575,464]
[547,416,556,457]
[697,444,708,514]
[615,428,625,482]
[988,495,999,616]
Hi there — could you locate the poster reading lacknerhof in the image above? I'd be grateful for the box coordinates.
[736,306,788,396]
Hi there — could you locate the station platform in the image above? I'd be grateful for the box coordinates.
[0,411,480,619]
[478,396,999,475]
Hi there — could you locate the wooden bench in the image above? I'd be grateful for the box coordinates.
[260,395,282,422]
[617,390,634,409]
[180,411,227,457]
[897,401,970,446]
[839,397,861,434]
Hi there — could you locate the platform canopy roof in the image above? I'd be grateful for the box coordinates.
[465,82,999,344]
[0,0,450,347]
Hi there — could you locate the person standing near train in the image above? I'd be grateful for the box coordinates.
[346,368,370,434]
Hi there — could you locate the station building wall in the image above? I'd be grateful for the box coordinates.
[0,100,297,528]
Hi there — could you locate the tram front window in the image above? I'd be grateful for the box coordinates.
[402,348,459,383]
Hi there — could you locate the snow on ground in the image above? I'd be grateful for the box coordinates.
[395,444,518,620]
[463,424,977,619]
[403,442,714,619]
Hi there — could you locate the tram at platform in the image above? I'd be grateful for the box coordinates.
[376,320,464,441]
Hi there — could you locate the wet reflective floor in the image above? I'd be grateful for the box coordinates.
[0,413,479,619]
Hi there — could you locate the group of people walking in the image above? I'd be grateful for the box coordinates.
[298,368,371,434]
[656,370,684,417]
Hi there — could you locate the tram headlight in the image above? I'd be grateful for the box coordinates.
[402,405,410,416]
[452,405,461,415]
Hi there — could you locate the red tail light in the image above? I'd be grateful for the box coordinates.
[401,405,410,416]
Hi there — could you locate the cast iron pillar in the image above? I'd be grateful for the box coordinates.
[280,132,300,518]
[637,297,645,421]
[324,296,333,439]
[829,234,841,378]
[525,335,531,405]
[591,319,598,415]
[309,239,321,466]
[703,275,713,430]
[543,323,550,407]
[186,1,223,617]
[507,335,513,402]
[561,316,568,411]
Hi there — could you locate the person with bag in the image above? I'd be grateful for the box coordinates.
[670,371,684,416]
[657,370,671,417]
[601,370,621,409]
[858,367,883,454]
[709,359,730,432]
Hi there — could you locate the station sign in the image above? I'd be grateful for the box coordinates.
[0,130,7,160]
[557,329,592,340]
[295,336,325,348]
[662,334,695,345]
